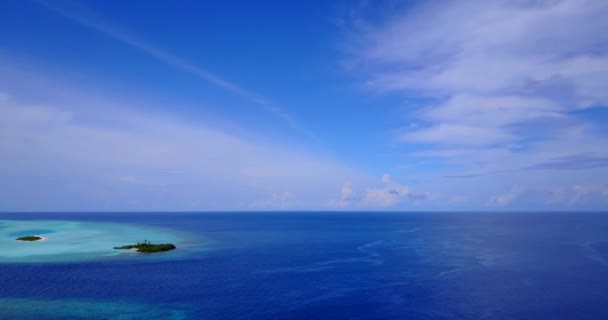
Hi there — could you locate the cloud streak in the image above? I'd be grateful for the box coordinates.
[527,154,608,171]
[37,0,313,138]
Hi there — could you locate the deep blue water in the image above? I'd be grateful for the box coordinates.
[1,212,608,319]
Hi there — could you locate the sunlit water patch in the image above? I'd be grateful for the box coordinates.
[0,220,197,263]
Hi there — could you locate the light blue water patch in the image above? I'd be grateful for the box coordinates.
[0,298,190,320]
[8,229,55,237]
[0,220,198,263]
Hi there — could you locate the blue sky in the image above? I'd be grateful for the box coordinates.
[1,0,607,211]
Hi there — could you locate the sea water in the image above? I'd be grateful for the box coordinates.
[1,212,607,319]
[0,219,191,263]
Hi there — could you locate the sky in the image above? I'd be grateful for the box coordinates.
[1,0,607,211]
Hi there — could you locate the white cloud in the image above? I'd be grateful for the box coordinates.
[489,186,523,207]
[355,0,608,114]
[361,0,608,102]
[362,174,410,207]
[548,184,608,205]
[400,123,514,146]
[427,95,562,126]
[347,0,608,208]
[358,0,608,147]
[251,191,296,209]
[0,90,363,211]
[332,182,356,208]
[331,174,426,208]
[572,185,593,204]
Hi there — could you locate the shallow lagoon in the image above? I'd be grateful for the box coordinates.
[0,298,190,320]
[0,220,187,263]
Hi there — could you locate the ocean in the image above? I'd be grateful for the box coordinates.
[1,212,607,319]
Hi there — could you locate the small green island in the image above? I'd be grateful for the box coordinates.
[16,236,42,241]
[114,240,176,253]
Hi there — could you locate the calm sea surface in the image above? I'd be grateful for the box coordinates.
[1,212,607,319]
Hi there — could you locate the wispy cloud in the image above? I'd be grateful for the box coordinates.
[527,154,608,171]
[359,0,608,147]
[37,0,314,138]
[346,0,608,208]
[0,87,360,211]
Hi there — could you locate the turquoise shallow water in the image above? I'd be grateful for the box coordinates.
[0,220,190,263]
[0,298,190,320]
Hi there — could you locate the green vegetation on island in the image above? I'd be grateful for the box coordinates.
[16,236,42,241]
[114,240,176,253]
